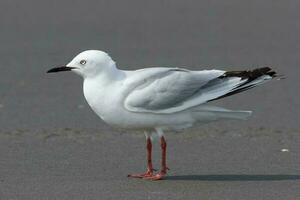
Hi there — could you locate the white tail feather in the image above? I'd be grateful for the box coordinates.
[213,110,252,120]
[193,105,252,121]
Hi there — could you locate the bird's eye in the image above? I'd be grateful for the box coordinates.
[80,60,87,65]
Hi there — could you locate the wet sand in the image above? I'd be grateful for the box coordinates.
[0,0,300,199]
[0,128,300,199]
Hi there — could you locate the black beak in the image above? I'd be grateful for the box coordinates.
[47,66,77,73]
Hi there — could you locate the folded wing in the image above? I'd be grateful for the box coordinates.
[124,67,276,114]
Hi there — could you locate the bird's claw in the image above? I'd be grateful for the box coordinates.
[128,168,168,180]
[143,172,166,181]
[127,170,154,178]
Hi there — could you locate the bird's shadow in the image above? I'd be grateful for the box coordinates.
[165,174,300,181]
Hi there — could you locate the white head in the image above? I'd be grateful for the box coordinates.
[47,50,117,79]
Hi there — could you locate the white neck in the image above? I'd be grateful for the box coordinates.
[86,65,125,84]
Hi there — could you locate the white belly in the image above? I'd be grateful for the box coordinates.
[83,80,193,130]
[83,78,246,131]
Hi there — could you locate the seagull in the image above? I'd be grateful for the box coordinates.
[47,50,277,180]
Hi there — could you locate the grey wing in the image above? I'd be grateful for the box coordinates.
[124,67,277,114]
[124,68,236,113]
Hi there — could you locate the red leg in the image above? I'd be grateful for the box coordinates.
[144,136,169,180]
[128,137,154,178]
[161,136,168,174]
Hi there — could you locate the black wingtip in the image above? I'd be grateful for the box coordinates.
[208,67,281,102]
[253,67,277,78]
[223,67,277,80]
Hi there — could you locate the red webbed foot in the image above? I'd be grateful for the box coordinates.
[127,169,154,178]
[143,168,169,181]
